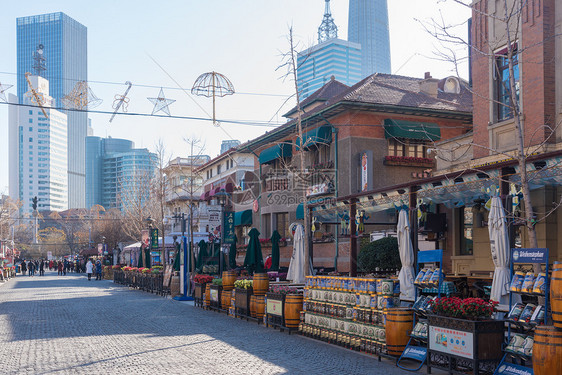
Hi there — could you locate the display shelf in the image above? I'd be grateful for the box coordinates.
[397,249,444,372]
[494,247,550,375]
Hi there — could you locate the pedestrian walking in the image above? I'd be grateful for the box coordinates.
[49,260,54,271]
[95,260,102,280]
[86,259,93,281]
[39,260,45,276]
[28,261,34,277]
[57,261,63,276]
[20,260,27,276]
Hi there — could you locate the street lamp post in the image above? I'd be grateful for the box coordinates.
[215,190,230,276]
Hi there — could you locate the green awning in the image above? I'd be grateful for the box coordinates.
[296,203,304,220]
[258,143,292,164]
[234,210,253,226]
[296,125,332,150]
[384,119,441,141]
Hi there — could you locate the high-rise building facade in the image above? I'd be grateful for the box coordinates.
[297,0,362,99]
[8,76,68,212]
[86,136,156,210]
[297,40,362,99]
[348,0,391,77]
[17,12,88,208]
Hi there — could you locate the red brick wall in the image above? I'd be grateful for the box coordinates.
[472,0,556,158]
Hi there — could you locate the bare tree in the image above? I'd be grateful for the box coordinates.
[153,139,172,265]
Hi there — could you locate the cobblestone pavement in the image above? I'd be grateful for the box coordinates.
[0,272,423,375]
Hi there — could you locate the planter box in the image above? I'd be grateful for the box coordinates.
[209,285,222,309]
[428,315,504,375]
[194,283,207,302]
[266,292,286,327]
[235,288,253,317]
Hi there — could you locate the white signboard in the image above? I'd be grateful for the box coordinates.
[47,251,53,261]
[208,208,221,227]
[429,325,474,359]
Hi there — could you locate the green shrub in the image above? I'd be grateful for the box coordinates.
[357,236,400,273]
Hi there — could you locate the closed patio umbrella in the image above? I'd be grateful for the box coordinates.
[243,228,264,275]
[228,235,238,269]
[270,230,281,271]
[173,242,181,271]
[488,196,511,305]
[196,240,208,272]
[287,224,312,283]
[397,209,416,301]
[137,248,143,268]
[144,248,151,268]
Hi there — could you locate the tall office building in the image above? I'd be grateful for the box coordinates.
[17,12,88,208]
[348,0,391,77]
[220,140,241,154]
[86,136,157,210]
[297,0,362,99]
[8,76,68,213]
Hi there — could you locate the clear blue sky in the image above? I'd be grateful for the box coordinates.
[0,0,470,195]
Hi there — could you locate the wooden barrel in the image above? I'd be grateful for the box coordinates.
[284,294,304,328]
[253,273,269,296]
[385,308,414,356]
[250,295,257,318]
[221,290,232,309]
[170,275,180,296]
[551,262,562,329]
[255,295,266,319]
[222,271,237,291]
[533,326,562,375]
[204,284,211,307]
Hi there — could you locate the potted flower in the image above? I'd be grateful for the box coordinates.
[427,297,503,372]
[193,274,214,303]
[234,279,254,317]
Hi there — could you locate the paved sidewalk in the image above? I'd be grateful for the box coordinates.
[0,272,423,374]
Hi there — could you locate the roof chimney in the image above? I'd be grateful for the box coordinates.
[420,72,439,98]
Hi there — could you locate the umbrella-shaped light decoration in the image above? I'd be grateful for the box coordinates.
[191,71,235,127]
[147,87,176,116]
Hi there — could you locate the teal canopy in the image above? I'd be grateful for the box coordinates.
[234,210,253,226]
[384,119,441,141]
[296,125,332,150]
[270,230,281,271]
[243,228,264,275]
[296,203,304,220]
[259,143,292,164]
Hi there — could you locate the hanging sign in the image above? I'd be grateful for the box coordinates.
[512,248,547,263]
[360,151,373,192]
[223,211,236,244]
[150,228,159,249]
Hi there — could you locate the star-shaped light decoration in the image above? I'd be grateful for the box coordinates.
[0,82,13,102]
[147,87,175,116]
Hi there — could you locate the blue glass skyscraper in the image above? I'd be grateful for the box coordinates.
[86,136,156,210]
[17,12,88,208]
[348,0,391,77]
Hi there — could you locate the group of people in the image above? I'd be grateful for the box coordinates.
[85,259,103,281]
[18,259,45,277]
[18,258,104,280]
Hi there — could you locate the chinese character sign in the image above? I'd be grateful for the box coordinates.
[223,211,236,244]
[150,228,159,249]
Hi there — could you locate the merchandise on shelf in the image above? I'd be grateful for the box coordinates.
[532,272,546,294]
[507,303,525,321]
[509,271,525,292]
[518,303,536,323]
[521,272,536,293]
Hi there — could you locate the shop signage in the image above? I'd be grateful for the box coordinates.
[209,208,221,227]
[47,251,53,260]
[401,345,427,362]
[360,151,373,192]
[306,182,332,197]
[223,211,235,244]
[512,248,547,263]
[495,363,533,375]
[429,326,474,359]
[267,299,283,316]
[150,228,159,249]
[210,289,219,302]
